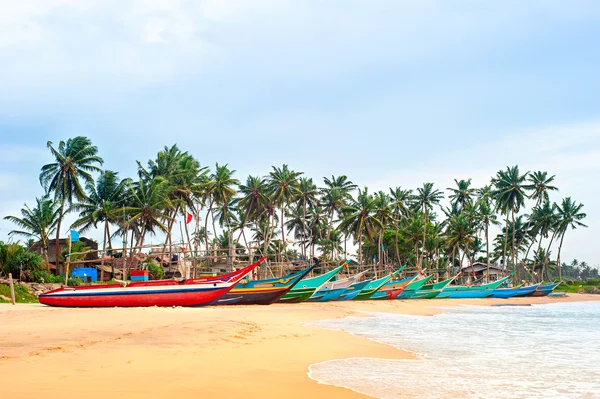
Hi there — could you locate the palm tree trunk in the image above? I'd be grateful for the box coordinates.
[421,205,427,268]
[502,213,509,269]
[236,204,253,251]
[485,221,490,282]
[101,220,108,269]
[511,211,517,276]
[556,231,566,281]
[204,199,214,259]
[55,197,66,273]
[395,223,401,266]
[326,208,334,241]
[358,229,363,267]
[543,231,557,281]
[302,200,307,259]
[281,207,286,259]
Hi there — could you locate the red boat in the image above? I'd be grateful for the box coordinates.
[38,257,267,307]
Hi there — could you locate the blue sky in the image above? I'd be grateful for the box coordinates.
[1,1,599,265]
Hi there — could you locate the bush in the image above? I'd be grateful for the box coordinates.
[147,261,165,280]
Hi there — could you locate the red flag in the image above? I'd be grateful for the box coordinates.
[186,212,193,224]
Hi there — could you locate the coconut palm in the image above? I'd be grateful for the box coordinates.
[203,163,239,257]
[554,197,587,280]
[389,187,412,265]
[475,198,499,276]
[126,178,173,251]
[267,165,302,256]
[236,176,269,249]
[71,170,129,268]
[527,201,557,275]
[338,187,382,267]
[373,191,394,268]
[448,178,475,211]
[295,177,319,258]
[39,136,104,270]
[4,195,61,269]
[492,166,529,270]
[321,175,357,241]
[414,182,444,269]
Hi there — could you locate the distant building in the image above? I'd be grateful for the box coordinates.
[30,237,98,273]
[461,262,504,282]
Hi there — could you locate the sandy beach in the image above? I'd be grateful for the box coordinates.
[1,294,598,399]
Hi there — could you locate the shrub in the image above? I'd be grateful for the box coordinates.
[147,260,165,280]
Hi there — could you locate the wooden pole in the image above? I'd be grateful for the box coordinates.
[65,236,71,285]
[8,273,16,305]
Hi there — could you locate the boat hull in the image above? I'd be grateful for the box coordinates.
[408,289,441,299]
[338,281,371,301]
[38,257,265,308]
[526,283,560,297]
[491,284,540,299]
[279,266,344,303]
[437,290,493,299]
[209,266,314,305]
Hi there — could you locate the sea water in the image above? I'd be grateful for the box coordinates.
[308,302,600,399]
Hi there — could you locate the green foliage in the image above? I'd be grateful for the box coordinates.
[556,280,600,293]
[146,260,165,280]
[0,283,39,303]
[0,241,43,281]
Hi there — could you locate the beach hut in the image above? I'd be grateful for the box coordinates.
[461,262,504,283]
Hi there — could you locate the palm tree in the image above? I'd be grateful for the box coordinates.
[389,187,412,265]
[203,164,239,257]
[448,178,475,211]
[338,187,382,267]
[373,191,393,268]
[445,213,476,268]
[492,166,529,271]
[321,175,357,241]
[475,198,499,276]
[527,201,557,277]
[71,170,129,269]
[237,176,269,249]
[40,136,103,271]
[296,177,319,258]
[519,171,558,250]
[4,195,60,269]
[414,183,444,270]
[126,178,173,251]
[267,165,302,257]
[554,197,587,280]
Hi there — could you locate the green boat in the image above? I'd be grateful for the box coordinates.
[279,265,344,303]
[437,275,512,299]
[408,276,458,299]
[397,275,433,299]
[407,289,442,299]
[353,274,393,300]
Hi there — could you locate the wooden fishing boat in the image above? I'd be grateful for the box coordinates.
[38,257,267,307]
[309,271,368,302]
[397,275,433,299]
[353,274,393,300]
[279,265,344,303]
[208,265,315,305]
[491,283,540,299]
[526,282,560,297]
[408,289,442,299]
[338,280,372,301]
[437,275,511,299]
[370,275,415,300]
[409,275,458,299]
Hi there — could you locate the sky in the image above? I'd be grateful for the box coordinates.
[0,1,599,265]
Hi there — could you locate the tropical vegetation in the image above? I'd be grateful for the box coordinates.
[2,137,592,283]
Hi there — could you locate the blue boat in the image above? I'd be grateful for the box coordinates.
[491,284,540,299]
[338,280,371,301]
[527,282,560,297]
[437,290,493,299]
[309,271,368,302]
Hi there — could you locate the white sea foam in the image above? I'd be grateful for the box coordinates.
[308,302,600,399]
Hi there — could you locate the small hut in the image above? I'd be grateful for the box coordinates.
[461,262,504,282]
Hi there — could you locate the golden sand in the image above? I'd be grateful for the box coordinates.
[0,294,597,399]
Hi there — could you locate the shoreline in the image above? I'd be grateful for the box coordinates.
[1,294,598,399]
